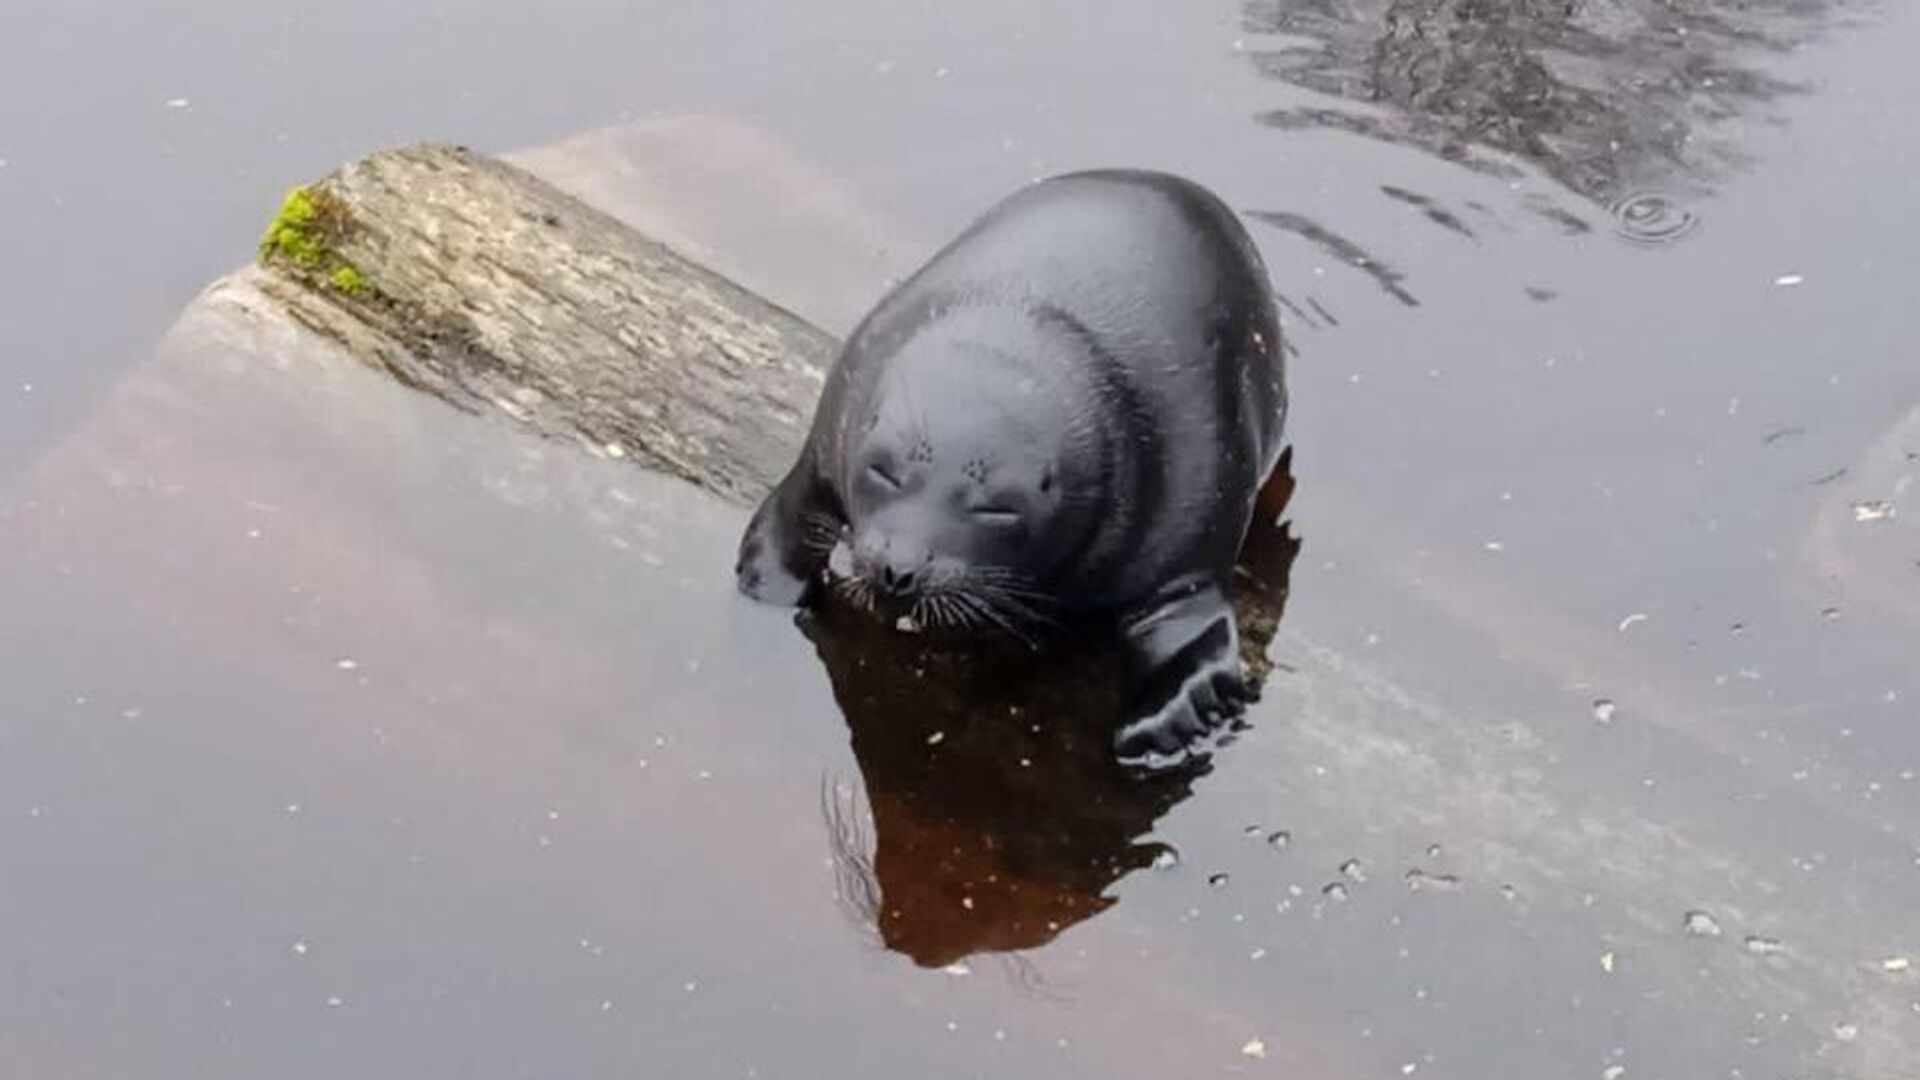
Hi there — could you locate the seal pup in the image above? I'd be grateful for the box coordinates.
[737,169,1287,761]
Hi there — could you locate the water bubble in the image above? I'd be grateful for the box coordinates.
[1268,830,1292,850]
[1426,843,1443,860]
[1610,192,1698,244]
[1744,935,1787,956]
[1340,858,1366,882]
[1592,699,1618,725]
[1150,848,1181,871]
[1603,1066,1627,1080]
[1208,873,1231,889]
[1322,881,1351,903]
[1683,910,1724,938]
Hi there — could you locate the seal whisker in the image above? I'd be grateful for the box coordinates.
[959,591,1040,648]
[973,582,1058,630]
[799,511,844,553]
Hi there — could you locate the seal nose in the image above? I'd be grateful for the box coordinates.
[878,560,921,596]
[855,538,928,597]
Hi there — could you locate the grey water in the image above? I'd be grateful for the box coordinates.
[4,0,1919,1076]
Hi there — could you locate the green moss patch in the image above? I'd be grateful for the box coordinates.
[328,264,371,296]
[260,186,379,298]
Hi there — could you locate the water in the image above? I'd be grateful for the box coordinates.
[4,0,1920,1076]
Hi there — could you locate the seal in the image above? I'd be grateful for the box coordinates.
[736,169,1287,761]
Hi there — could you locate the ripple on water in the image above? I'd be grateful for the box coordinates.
[1609,192,1699,244]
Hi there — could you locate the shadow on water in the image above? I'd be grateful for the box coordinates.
[808,452,1301,969]
[1240,0,1843,206]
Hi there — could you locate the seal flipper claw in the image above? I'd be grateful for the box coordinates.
[1114,583,1248,762]
[736,462,838,606]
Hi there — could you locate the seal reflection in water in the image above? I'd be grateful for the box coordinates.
[812,463,1298,967]
[737,170,1289,761]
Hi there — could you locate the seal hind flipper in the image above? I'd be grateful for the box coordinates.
[737,458,841,606]
[1114,581,1248,763]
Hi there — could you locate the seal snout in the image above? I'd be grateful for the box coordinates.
[854,535,933,598]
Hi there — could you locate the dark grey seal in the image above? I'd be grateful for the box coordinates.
[736,169,1287,761]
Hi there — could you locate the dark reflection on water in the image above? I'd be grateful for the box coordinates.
[1242,0,1835,203]
[809,455,1300,968]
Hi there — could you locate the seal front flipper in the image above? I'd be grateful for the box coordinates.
[1113,581,1248,764]
[736,460,840,606]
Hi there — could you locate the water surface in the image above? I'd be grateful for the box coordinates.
[3,0,1918,1076]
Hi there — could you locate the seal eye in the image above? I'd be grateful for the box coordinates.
[971,507,1022,527]
[867,463,903,490]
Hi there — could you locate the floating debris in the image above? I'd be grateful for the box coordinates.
[1881,956,1912,974]
[1617,613,1648,632]
[1774,274,1806,287]
[1600,950,1617,974]
[1268,830,1292,850]
[1405,868,1463,892]
[894,614,924,633]
[1744,935,1787,956]
[1321,881,1351,903]
[1242,1038,1268,1060]
[1603,1066,1627,1080]
[1683,910,1724,938]
[1592,699,1619,725]
[1832,1022,1859,1042]
[1339,858,1366,882]
[1852,500,1896,523]
[334,658,359,671]
[1208,873,1231,889]
[1610,192,1697,244]
[1150,848,1181,871]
